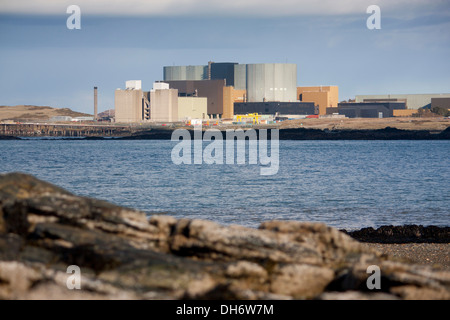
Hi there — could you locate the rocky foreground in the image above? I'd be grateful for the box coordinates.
[0,173,449,300]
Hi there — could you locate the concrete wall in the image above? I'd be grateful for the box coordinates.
[246,64,297,103]
[150,89,178,122]
[178,97,207,121]
[233,64,247,91]
[328,86,339,109]
[125,80,142,90]
[355,94,450,109]
[115,89,144,123]
[163,65,208,81]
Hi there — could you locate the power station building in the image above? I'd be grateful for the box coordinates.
[115,81,211,122]
[164,65,209,81]
[297,86,339,116]
[149,82,179,122]
[178,97,208,121]
[355,93,450,109]
[163,62,298,103]
[333,102,406,118]
[115,61,342,122]
[234,102,316,116]
[431,97,450,110]
[115,80,150,123]
[163,79,245,119]
[243,64,297,102]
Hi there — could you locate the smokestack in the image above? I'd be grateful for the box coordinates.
[94,86,98,121]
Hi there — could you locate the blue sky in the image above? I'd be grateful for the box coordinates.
[0,0,449,114]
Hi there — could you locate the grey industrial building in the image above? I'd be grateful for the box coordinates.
[164,65,208,81]
[243,64,297,102]
[355,93,450,109]
[333,102,406,118]
[209,62,238,86]
[234,102,316,116]
[163,62,298,103]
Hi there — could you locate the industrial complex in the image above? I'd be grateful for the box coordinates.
[113,61,450,124]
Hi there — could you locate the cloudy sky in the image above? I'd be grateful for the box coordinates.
[0,0,449,113]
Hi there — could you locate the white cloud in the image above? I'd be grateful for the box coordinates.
[0,0,437,16]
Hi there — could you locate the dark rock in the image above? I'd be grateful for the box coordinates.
[438,126,450,139]
[115,127,450,140]
[0,172,449,300]
[343,225,450,243]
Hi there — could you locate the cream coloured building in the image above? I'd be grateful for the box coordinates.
[177,97,207,121]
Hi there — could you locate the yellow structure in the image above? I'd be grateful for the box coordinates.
[297,86,339,116]
[393,109,419,117]
[223,87,247,120]
[236,113,260,124]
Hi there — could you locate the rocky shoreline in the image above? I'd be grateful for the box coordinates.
[343,225,450,244]
[0,172,449,300]
[113,126,450,140]
[1,126,450,140]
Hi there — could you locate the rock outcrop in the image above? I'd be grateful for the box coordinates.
[343,225,450,243]
[118,127,450,141]
[0,172,449,300]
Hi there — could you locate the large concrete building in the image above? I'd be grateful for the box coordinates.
[115,80,149,123]
[297,86,339,116]
[244,63,297,103]
[163,62,298,103]
[149,82,179,122]
[164,79,239,119]
[355,93,450,109]
[164,62,239,86]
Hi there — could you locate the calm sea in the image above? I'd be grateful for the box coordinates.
[0,139,448,230]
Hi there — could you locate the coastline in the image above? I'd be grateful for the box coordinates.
[1,126,450,140]
[343,225,450,270]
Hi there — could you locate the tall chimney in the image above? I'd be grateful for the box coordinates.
[94,86,98,121]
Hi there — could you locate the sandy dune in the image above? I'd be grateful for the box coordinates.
[0,105,91,122]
